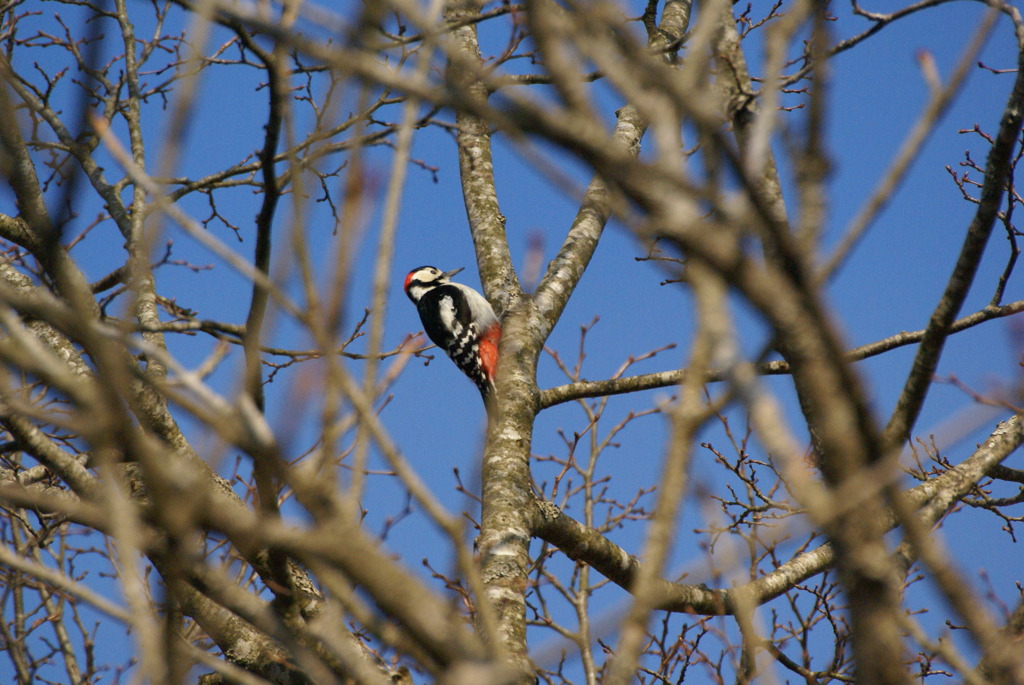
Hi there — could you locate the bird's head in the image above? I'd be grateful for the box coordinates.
[403,265,464,302]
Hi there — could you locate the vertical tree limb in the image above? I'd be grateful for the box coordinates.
[884,23,1024,449]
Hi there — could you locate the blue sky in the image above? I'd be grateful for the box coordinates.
[4,0,1024,682]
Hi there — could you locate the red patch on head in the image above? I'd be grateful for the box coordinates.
[403,271,416,291]
[479,322,502,381]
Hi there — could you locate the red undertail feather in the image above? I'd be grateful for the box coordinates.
[479,322,501,382]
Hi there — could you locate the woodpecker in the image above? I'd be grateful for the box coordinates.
[404,266,501,400]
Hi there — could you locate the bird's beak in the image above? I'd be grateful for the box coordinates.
[443,267,465,279]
